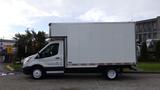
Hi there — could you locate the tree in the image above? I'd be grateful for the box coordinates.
[14,33,27,59]
[155,40,160,61]
[33,31,46,52]
[14,29,46,61]
[139,42,148,61]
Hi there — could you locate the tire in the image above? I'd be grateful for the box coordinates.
[103,69,118,80]
[32,67,45,79]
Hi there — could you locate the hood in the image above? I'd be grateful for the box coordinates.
[21,54,37,63]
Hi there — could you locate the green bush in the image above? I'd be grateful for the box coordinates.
[139,42,149,61]
[155,40,160,61]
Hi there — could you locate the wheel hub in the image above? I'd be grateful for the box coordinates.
[33,69,42,79]
[107,70,117,79]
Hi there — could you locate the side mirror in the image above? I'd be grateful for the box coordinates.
[36,52,40,59]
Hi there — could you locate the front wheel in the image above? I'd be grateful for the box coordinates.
[32,68,44,79]
[103,69,118,80]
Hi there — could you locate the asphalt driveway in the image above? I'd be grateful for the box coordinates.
[0,73,160,90]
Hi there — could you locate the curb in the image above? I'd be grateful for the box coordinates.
[124,71,160,74]
[6,65,14,71]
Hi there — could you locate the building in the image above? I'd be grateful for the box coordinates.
[136,16,160,42]
[0,39,15,54]
[0,39,15,63]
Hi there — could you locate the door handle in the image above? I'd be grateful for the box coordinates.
[55,57,60,59]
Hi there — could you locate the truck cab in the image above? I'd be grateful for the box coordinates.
[23,39,65,79]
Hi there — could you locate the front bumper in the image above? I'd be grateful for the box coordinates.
[22,67,32,75]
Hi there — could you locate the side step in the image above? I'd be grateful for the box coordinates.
[46,71,64,74]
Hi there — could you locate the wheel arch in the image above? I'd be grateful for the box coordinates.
[98,65,132,72]
[31,64,45,70]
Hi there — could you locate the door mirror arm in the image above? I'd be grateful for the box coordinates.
[36,52,41,59]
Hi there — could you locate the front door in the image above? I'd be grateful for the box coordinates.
[37,40,64,73]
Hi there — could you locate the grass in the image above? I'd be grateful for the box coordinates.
[137,62,160,72]
[9,63,22,71]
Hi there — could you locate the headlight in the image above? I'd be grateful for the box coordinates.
[23,57,32,64]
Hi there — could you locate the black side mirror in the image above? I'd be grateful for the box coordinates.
[36,52,41,59]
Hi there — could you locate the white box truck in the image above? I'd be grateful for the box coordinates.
[22,22,136,80]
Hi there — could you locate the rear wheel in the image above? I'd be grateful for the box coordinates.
[103,69,118,80]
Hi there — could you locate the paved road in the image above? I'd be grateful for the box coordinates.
[0,61,15,77]
[0,73,160,90]
[0,62,8,73]
[0,63,4,72]
[0,60,5,72]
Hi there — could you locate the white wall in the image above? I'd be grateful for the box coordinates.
[50,22,136,66]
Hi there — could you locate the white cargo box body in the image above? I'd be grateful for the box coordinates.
[49,22,136,68]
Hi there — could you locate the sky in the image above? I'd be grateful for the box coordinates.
[0,0,160,39]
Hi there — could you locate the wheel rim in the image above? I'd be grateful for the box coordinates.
[107,70,117,79]
[33,69,42,79]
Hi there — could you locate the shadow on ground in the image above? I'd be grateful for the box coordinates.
[23,73,141,81]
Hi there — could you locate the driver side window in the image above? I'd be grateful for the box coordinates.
[39,43,59,58]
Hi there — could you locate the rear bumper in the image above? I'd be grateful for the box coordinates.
[22,67,32,75]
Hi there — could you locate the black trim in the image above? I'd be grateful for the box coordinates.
[65,68,99,73]
[49,36,67,39]
[23,67,32,75]
[23,65,133,75]
[49,23,52,37]
[44,67,64,71]
[65,65,132,73]
[49,23,52,26]
[63,37,67,68]
[23,66,64,75]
